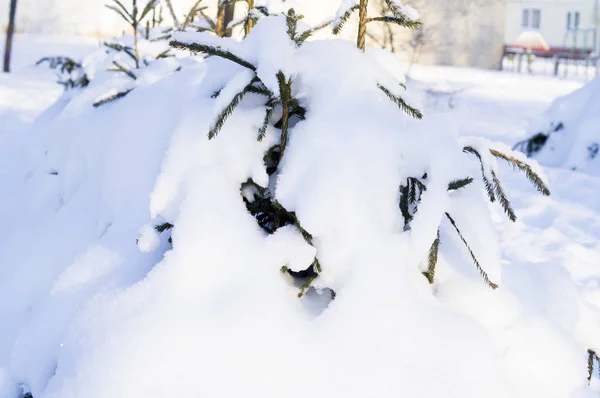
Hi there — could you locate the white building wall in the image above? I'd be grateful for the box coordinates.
[504,0,597,50]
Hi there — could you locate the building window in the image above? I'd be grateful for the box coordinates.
[522,9,530,27]
[532,9,541,29]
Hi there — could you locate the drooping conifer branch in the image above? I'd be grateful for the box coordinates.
[276,71,293,158]
[423,229,440,284]
[209,78,261,138]
[169,40,257,71]
[489,149,551,196]
[463,146,496,203]
[448,177,473,191]
[332,5,359,34]
[109,60,137,79]
[445,212,498,289]
[367,15,421,30]
[491,169,517,221]
[378,84,423,119]
[93,89,133,107]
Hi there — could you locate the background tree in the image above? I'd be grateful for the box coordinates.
[3,0,18,72]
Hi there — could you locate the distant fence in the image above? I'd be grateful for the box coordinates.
[501,46,598,80]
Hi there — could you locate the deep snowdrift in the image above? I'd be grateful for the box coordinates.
[0,9,599,398]
[516,76,600,176]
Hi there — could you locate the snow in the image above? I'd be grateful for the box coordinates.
[518,75,600,175]
[0,10,600,398]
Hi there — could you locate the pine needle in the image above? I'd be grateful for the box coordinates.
[332,5,359,35]
[489,149,551,196]
[258,103,275,141]
[378,84,423,119]
[491,170,517,222]
[169,40,256,71]
[155,222,174,233]
[110,61,137,80]
[367,15,421,30]
[423,230,440,284]
[463,146,496,203]
[445,212,498,289]
[447,177,473,191]
[208,85,252,139]
[93,89,133,108]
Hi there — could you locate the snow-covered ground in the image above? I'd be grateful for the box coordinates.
[1,31,599,397]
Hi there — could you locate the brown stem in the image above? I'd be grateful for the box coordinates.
[357,0,368,51]
[216,5,225,37]
[245,0,255,36]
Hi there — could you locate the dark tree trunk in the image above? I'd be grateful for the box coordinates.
[223,3,235,37]
[3,0,17,72]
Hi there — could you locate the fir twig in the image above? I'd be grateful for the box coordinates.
[93,89,133,107]
[490,169,517,222]
[183,0,204,28]
[332,5,359,35]
[258,101,277,141]
[463,146,496,203]
[378,84,423,119]
[209,81,256,139]
[276,71,292,158]
[367,15,421,30]
[448,177,473,191]
[489,149,551,196]
[423,229,440,284]
[588,349,596,384]
[169,40,256,71]
[445,212,498,289]
[155,222,174,233]
[110,61,137,79]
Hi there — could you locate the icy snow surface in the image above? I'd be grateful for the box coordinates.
[0,20,599,398]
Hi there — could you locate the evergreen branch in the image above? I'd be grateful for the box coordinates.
[448,177,473,191]
[491,170,517,222]
[277,71,292,158]
[399,183,412,225]
[208,85,252,139]
[332,5,359,35]
[156,49,172,59]
[169,40,256,71]
[93,89,133,108]
[378,84,423,119]
[258,103,276,141]
[246,84,272,97]
[183,0,204,28]
[140,0,160,23]
[111,61,137,79]
[463,146,496,203]
[298,271,318,298]
[588,349,596,384]
[489,149,551,196]
[423,229,440,284]
[111,0,135,22]
[106,4,133,24]
[155,222,174,233]
[254,6,269,16]
[164,0,181,28]
[198,10,217,29]
[367,15,422,30]
[445,212,498,289]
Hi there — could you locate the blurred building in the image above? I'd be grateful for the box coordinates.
[504,0,599,58]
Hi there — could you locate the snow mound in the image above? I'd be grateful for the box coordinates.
[0,10,598,398]
[516,76,600,175]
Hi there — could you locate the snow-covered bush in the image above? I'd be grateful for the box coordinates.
[515,76,600,176]
[1,1,600,398]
